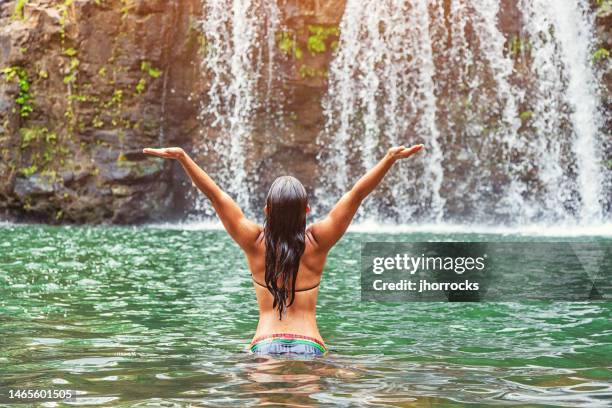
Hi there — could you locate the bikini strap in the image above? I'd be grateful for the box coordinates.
[251,276,320,292]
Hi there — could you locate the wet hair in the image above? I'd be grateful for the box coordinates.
[264,176,308,319]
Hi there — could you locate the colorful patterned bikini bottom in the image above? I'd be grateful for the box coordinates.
[250,333,327,356]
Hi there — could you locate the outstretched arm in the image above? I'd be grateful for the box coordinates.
[143,147,262,252]
[310,145,423,250]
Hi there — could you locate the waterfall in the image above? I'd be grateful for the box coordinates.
[318,0,609,225]
[199,0,280,216]
[197,0,609,226]
[539,0,604,222]
[510,0,606,223]
[317,0,445,222]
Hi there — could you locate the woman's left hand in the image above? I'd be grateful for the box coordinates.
[143,147,185,159]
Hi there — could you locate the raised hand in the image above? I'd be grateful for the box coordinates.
[143,147,185,159]
[386,144,424,161]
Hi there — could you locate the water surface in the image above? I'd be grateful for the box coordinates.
[1,225,611,406]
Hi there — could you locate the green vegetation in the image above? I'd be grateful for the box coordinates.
[13,0,28,20]
[63,57,80,84]
[63,47,78,57]
[92,116,104,128]
[108,89,123,107]
[596,0,612,17]
[1,66,34,118]
[277,31,303,59]
[198,34,210,56]
[593,48,610,63]
[120,0,131,18]
[17,126,67,178]
[507,35,531,58]
[306,25,339,55]
[20,164,38,176]
[57,0,79,134]
[141,61,162,78]
[299,65,327,79]
[133,61,162,97]
[58,0,74,37]
[277,26,339,59]
[135,78,146,95]
[519,111,534,121]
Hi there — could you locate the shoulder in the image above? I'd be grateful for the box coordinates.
[242,227,265,255]
[305,225,322,251]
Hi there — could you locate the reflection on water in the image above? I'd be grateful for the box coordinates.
[0,225,611,406]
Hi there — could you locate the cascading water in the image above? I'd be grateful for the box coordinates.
[318,0,609,225]
[198,0,281,216]
[530,0,605,222]
[317,0,446,222]
[198,0,609,226]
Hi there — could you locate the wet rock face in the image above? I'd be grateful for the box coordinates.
[0,0,203,223]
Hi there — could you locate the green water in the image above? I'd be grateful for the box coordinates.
[0,224,611,407]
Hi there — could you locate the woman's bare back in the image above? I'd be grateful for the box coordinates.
[246,228,328,344]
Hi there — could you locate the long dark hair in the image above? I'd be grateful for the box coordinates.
[264,176,308,319]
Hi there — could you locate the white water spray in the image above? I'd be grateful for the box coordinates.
[318,0,446,222]
[200,0,280,214]
[198,0,609,226]
[319,0,607,225]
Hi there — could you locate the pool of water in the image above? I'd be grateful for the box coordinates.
[1,224,611,406]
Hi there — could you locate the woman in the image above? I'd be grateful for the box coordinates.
[143,144,424,356]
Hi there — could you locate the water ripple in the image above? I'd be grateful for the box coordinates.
[0,225,610,406]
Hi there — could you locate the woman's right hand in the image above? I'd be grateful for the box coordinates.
[143,147,185,160]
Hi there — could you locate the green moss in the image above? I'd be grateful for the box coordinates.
[19,126,60,171]
[63,47,78,57]
[299,64,327,79]
[507,35,531,58]
[277,31,303,60]
[21,164,38,176]
[58,0,74,37]
[120,0,131,17]
[141,61,162,78]
[135,78,146,95]
[593,48,610,63]
[1,66,34,118]
[63,58,80,84]
[596,0,612,18]
[19,126,54,149]
[306,25,340,55]
[68,94,84,103]
[110,89,123,106]
[198,34,210,56]
[13,0,28,20]
[278,32,295,53]
[519,111,534,121]
[92,116,104,128]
